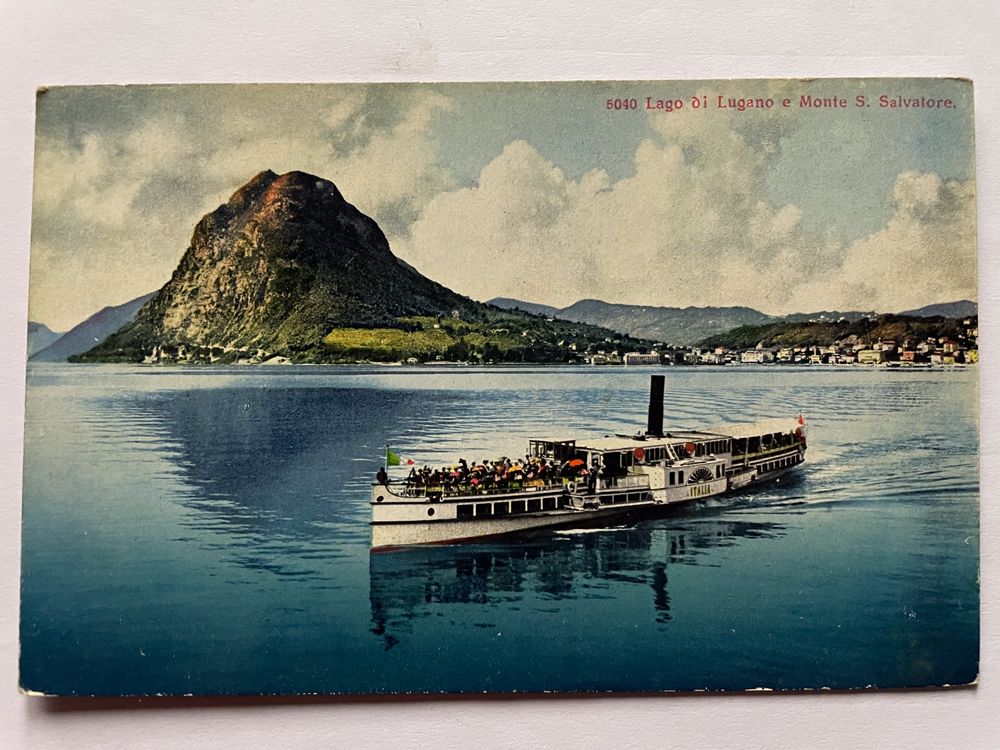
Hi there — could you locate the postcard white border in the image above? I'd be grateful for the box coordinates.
[0,1,996,747]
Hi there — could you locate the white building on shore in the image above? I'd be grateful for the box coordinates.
[623,352,662,366]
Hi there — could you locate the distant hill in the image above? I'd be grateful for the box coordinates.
[26,322,63,357]
[77,170,645,364]
[31,293,156,362]
[490,296,973,345]
[696,313,976,350]
[899,300,977,318]
[490,297,775,345]
[486,297,559,318]
[779,310,870,323]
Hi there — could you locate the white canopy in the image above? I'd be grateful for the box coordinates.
[708,418,801,439]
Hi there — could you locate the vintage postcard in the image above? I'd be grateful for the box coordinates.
[20,79,978,696]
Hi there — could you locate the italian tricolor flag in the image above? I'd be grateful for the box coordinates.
[387,449,415,466]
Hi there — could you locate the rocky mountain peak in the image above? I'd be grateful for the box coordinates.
[81,169,476,361]
[227,168,279,207]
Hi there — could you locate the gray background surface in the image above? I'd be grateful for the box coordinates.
[1,1,997,747]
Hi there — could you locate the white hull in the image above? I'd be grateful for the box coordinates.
[372,380,807,549]
[372,460,802,548]
[372,507,617,549]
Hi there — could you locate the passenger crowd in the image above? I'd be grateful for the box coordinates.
[400,455,590,493]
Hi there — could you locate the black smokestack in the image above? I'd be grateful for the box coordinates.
[647,375,665,436]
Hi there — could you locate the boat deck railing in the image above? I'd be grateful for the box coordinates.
[597,474,651,491]
[386,478,569,500]
[733,444,804,462]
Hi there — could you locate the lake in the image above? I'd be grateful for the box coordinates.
[19,364,979,695]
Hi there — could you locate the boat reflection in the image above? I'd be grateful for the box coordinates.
[369,516,787,649]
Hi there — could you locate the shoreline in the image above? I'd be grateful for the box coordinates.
[24,360,978,371]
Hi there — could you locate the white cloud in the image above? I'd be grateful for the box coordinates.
[812,172,977,311]
[394,98,829,312]
[29,84,977,330]
[395,97,976,316]
[30,87,456,329]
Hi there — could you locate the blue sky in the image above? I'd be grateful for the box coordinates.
[29,80,976,330]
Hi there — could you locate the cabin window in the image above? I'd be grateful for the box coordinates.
[528,498,541,512]
[543,497,556,511]
[678,471,685,484]
[494,501,509,516]
[669,471,675,485]
[511,500,526,513]
[427,508,435,517]
[475,503,492,517]
[457,504,473,519]
[715,465,721,478]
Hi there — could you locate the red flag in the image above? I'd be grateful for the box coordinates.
[797,414,805,426]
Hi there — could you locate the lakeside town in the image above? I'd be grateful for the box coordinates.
[585,316,980,367]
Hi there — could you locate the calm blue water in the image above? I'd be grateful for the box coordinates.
[20,365,979,695]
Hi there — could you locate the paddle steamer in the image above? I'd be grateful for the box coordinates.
[371,376,806,549]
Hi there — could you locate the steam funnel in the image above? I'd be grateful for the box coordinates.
[647,375,665,436]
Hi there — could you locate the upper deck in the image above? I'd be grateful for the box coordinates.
[529,417,803,466]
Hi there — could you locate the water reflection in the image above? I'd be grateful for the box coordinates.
[21,366,979,694]
[369,517,786,649]
[89,386,444,575]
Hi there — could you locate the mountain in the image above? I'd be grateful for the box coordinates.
[78,170,645,364]
[490,295,967,345]
[696,313,976,350]
[778,310,869,323]
[490,297,775,345]
[899,300,977,318]
[557,300,776,344]
[486,297,560,318]
[31,293,156,362]
[26,322,62,357]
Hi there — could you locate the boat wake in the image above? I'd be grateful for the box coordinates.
[553,525,631,536]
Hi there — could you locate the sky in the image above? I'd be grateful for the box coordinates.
[28,79,977,331]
